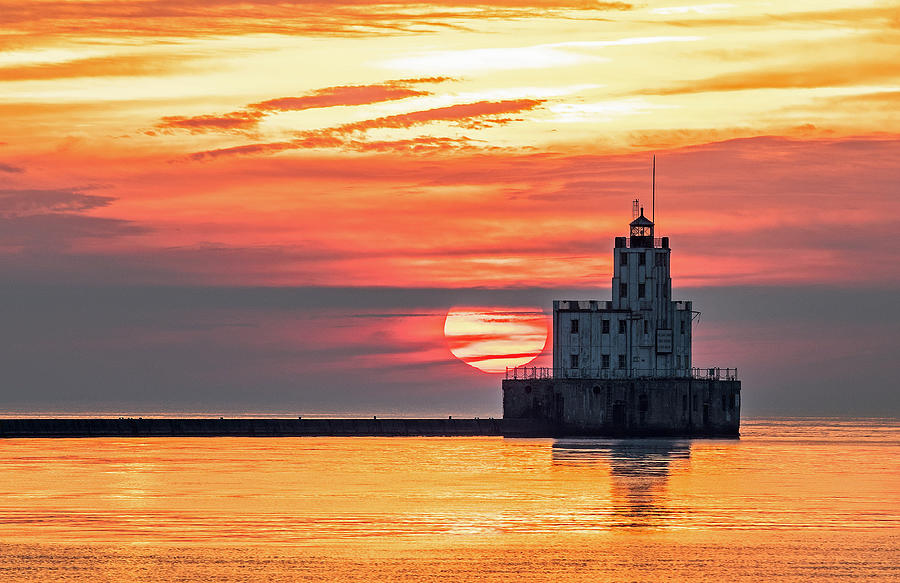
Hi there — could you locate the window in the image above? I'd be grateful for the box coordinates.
[570,354,579,368]
[618,320,626,334]
[620,283,627,297]
[638,283,646,298]
[618,354,626,369]
[638,253,646,266]
[601,319,610,334]
[680,321,685,334]
[620,252,628,266]
[682,394,688,412]
[655,254,665,267]
[570,319,579,334]
[602,354,610,369]
[693,394,699,412]
[643,320,648,335]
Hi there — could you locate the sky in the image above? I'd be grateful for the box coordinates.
[0,0,898,416]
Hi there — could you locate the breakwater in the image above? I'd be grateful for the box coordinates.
[0,418,503,438]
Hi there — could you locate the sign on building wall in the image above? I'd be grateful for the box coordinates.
[657,329,673,353]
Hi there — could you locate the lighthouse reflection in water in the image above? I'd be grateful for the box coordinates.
[552,439,692,528]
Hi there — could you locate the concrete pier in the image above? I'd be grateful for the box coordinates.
[0,418,503,438]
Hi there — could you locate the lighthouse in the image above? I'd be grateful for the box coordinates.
[502,186,741,437]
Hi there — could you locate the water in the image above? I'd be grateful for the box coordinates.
[0,418,896,581]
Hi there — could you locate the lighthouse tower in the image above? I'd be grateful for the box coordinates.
[551,207,693,378]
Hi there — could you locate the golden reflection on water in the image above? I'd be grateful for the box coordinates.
[0,419,896,581]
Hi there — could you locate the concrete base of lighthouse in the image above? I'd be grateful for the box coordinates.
[502,378,740,438]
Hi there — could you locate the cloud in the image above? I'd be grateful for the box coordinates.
[0,53,196,81]
[249,80,445,112]
[345,136,479,153]
[336,99,545,132]
[188,98,545,158]
[186,135,344,159]
[0,213,147,250]
[0,2,634,39]
[644,58,900,95]
[0,187,145,253]
[157,77,452,134]
[806,90,900,112]
[0,283,895,415]
[157,111,265,133]
[0,188,114,216]
[656,5,899,29]
[0,162,23,173]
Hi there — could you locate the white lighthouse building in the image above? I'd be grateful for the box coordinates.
[552,207,694,378]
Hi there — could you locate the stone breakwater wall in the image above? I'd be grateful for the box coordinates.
[0,418,503,438]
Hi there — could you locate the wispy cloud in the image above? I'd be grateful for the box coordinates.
[156,77,452,134]
[0,53,196,81]
[249,79,449,111]
[0,1,634,39]
[157,111,265,133]
[188,98,545,158]
[645,58,900,95]
[0,188,113,216]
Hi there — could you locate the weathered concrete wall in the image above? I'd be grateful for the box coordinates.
[502,378,740,437]
[0,418,503,438]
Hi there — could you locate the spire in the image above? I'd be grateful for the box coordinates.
[652,155,656,225]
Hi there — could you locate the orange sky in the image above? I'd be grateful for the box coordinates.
[0,1,898,415]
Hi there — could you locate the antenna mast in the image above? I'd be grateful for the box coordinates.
[652,155,656,225]
[632,198,640,219]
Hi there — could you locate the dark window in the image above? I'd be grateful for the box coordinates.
[618,354,626,368]
[638,253,646,266]
[722,394,727,411]
[655,254,665,267]
[643,320,648,335]
[682,394,688,412]
[570,354,579,368]
[601,319,610,334]
[593,385,602,395]
[620,283,627,297]
[638,283,646,298]
[602,354,610,369]
[693,395,699,412]
[570,319,579,334]
[639,394,649,412]
[620,252,628,266]
[618,320,626,334]
[680,321,685,334]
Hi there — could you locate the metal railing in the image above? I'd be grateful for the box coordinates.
[505,366,738,381]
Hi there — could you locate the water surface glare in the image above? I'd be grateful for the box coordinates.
[0,418,896,581]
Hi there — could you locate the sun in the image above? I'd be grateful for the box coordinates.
[443,307,549,374]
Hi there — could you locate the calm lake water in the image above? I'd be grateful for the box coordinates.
[0,418,896,581]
